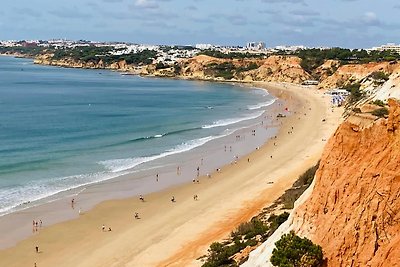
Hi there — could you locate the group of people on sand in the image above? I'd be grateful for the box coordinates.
[32,219,43,232]
[101,224,112,232]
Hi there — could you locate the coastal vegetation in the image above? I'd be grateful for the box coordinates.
[297,48,400,75]
[202,213,289,267]
[371,107,389,118]
[203,62,260,80]
[199,49,265,59]
[0,45,45,57]
[270,231,324,267]
[343,82,364,104]
[52,46,157,65]
[371,99,386,107]
[52,46,113,61]
[205,62,236,80]
[370,71,389,82]
[201,163,320,266]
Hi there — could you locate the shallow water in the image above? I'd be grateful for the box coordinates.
[0,56,277,216]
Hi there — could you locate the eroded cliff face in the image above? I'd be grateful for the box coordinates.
[146,55,311,83]
[292,99,400,266]
[242,56,312,84]
[318,61,400,89]
[34,54,138,73]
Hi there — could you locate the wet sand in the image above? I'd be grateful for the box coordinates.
[0,82,343,267]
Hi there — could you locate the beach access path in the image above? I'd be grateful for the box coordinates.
[0,82,343,267]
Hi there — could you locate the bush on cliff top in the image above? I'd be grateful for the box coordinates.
[202,213,290,267]
[271,231,323,267]
[371,107,389,118]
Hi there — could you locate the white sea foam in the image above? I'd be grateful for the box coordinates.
[251,88,270,97]
[0,132,230,216]
[247,98,276,110]
[202,110,264,129]
[0,171,126,216]
[154,134,163,138]
[100,134,228,173]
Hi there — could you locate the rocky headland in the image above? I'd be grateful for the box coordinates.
[32,52,400,102]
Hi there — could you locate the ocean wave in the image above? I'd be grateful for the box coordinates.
[251,88,270,97]
[104,126,202,148]
[247,98,276,110]
[0,171,126,216]
[99,134,227,173]
[202,110,265,129]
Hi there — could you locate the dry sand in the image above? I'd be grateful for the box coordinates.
[0,82,343,267]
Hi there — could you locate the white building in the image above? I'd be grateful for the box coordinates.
[195,44,214,50]
[275,45,306,52]
[246,42,266,50]
[369,43,400,54]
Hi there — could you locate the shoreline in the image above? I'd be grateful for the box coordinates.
[0,80,343,267]
[0,58,284,249]
[0,79,281,249]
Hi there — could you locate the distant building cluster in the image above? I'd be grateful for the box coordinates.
[195,44,214,50]
[246,41,266,51]
[368,43,400,54]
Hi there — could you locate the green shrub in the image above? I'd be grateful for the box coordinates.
[343,82,364,103]
[268,212,290,233]
[371,99,386,107]
[236,63,259,72]
[232,218,268,240]
[293,162,319,188]
[202,242,236,267]
[371,107,389,118]
[271,231,323,267]
[173,63,181,74]
[205,62,235,80]
[370,71,389,81]
[155,62,168,70]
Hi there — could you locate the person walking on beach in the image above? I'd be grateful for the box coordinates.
[71,198,75,209]
[171,196,175,202]
[102,224,106,231]
[139,195,144,202]
[35,245,39,253]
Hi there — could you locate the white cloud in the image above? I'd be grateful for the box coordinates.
[362,12,380,26]
[134,0,159,9]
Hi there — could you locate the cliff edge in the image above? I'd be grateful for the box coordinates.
[244,99,400,266]
[294,98,400,266]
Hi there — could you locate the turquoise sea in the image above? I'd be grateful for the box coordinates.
[0,56,276,216]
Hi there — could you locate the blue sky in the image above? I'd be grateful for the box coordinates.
[1,0,399,48]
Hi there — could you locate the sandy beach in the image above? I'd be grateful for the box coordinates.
[0,82,342,267]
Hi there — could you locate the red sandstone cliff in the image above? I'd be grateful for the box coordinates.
[169,55,311,83]
[34,54,138,73]
[318,61,400,89]
[292,99,400,266]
